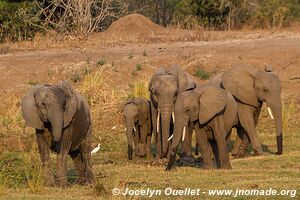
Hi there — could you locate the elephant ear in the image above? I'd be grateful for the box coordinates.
[122,98,134,113]
[198,87,227,124]
[222,67,259,107]
[168,65,196,93]
[56,81,78,128]
[21,85,44,129]
[137,99,149,125]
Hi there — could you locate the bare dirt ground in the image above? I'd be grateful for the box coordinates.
[1,33,300,102]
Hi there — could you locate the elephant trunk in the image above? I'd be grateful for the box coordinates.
[166,117,186,170]
[267,98,283,155]
[50,111,63,142]
[125,120,135,160]
[159,104,172,158]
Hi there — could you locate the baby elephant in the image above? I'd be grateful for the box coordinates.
[22,81,94,186]
[122,98,152,160]
[166,84,238,170]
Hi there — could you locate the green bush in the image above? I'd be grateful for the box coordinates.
[194,68,210,80]
[0,0,41,42]
[96,58,107,66]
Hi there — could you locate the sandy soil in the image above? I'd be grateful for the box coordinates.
[1,34,300,105]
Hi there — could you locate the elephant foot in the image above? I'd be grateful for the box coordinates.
[203,163,214,169]
[175,155,196,167]
[43,170,56,186]
[253,149,266,156]
[134,149,139,157]
[221,164,232,170]
[232,152,246,159]
[56,177,69,188]
[152,158,168,166]
[74,178,86,185]
[75,177,94,186]
[44,178,56,187]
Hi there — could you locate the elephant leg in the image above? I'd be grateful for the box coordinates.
[133,126,140,156]
[212,118,231,169]
[233,105,262,156]
[70,150,85,185]
[146,134,152,156]
[209,140,220,168]
[232,127,250,158]
[238,105,263,155]
[194,123,214,169]
[195,134,200,156]
[181,122,194,161]
[138,123,148,157]
[36,129,55,186]
[79,134,95,185]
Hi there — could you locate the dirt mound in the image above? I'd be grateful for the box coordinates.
[106,14,166,37]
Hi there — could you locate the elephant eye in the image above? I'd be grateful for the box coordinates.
[262,88,269,93]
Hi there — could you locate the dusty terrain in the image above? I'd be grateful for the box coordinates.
[0,15,299,199]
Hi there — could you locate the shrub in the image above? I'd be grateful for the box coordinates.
[135,63,142,71]
[0,0,41,42]
[194,68,210,80]
[97,59,107,67]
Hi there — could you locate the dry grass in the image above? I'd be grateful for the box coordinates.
[0,62,299,200]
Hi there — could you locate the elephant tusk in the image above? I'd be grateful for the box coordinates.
[124,127,126,131]
[167,134,173,142]
[133,127,136,132]
[267,107,274,120]
[182,126,186,141]
[156,110,160,133]
[172,112,175,124]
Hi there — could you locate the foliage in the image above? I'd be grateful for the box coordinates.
[97,58,107,66]
[37,0,126,35]
[194,68,210,80]
[174,0,230,29]
[126,0,300,29]
[1,0,300,41]
[135,63,142,71]
[0,0,41,42]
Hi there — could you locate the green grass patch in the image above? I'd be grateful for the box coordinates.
[194,69,210,80]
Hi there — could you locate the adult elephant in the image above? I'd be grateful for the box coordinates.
[166,85,238,170]
[22,81,94,186]
[148,65,196,159]
[210,64,283,156]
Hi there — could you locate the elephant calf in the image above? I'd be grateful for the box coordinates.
[166,84,238,170]
[121,98,152,160]
[22,81,94,186]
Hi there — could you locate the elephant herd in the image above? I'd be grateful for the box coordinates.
[122,64,283,170]
[20,64,282,187]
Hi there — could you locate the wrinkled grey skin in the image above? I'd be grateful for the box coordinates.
[210,65,283,156]
[148,65,196,159]
[22,81,94,187]
[166,85,238,170]
[121,98,152,160]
